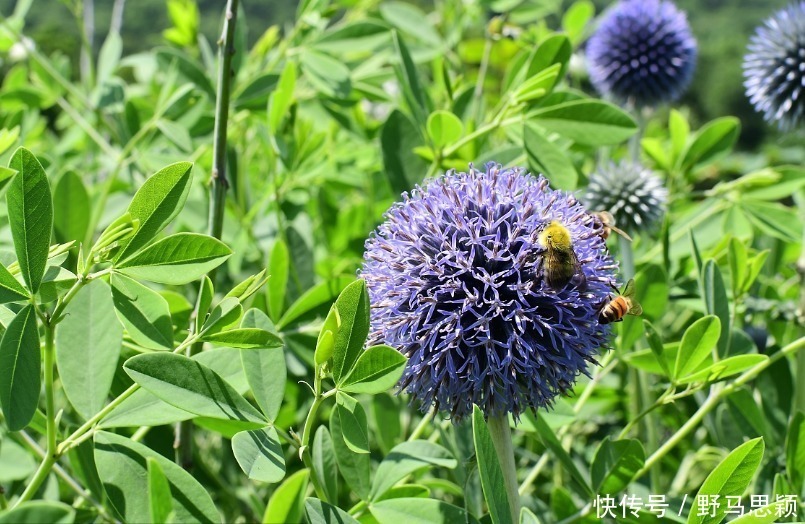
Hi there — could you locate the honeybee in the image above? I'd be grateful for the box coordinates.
[598,279,643,324]
[592,211,632,242]
[537,220,583,290]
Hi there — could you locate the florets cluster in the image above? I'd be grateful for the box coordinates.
[743,2,805,129]
[362,164,617,421]
[584,161,667,234]
[586,0,697,108]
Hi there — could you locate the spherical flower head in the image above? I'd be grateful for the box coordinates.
[586,0,697,108]
[361,164,618,421]
[743,2,805,129]
[584,161,667,234]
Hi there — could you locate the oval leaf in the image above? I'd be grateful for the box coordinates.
[56,279,122,419]
[111,272,174,350]
[331,279,371,382]
[115,161,194,262]
[472,407,514,524]
[590,438,645,494]
[371,440,457,500]
[674,315,721,379]
[117,233,231,284]
[530,100,637,146]
[124,352,265,423]
[340,345,406,394]
[7,147,53,293]
[335,392,370,454]
[232,426,286,483]
[95,431,220,523]
[0,305,40,431]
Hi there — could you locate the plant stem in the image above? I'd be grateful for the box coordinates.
[794,193,805,414]
[635,335,805,479]
[177,0,240,471]
[299,389,335,501]
[407,408,436,441]
[487,415,520,523]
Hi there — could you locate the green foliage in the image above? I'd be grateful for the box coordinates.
[0,1,803,523]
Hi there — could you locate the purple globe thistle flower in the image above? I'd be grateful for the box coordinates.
[743,2,805,129]
[586,0,697,108]
[361,164,618,421]
[584,161,667,234]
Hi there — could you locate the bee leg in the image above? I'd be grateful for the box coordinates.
[570,271,587,290]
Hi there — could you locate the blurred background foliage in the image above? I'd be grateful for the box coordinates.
[0,0,795,150]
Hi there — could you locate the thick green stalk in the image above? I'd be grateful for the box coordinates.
[487,415,520,524]
[177,0,240,470]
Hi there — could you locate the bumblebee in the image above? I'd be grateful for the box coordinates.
[592,211,632,242]
[599,279,643,324]
[537,221,583,290]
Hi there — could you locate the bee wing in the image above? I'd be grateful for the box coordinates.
[622,278,637,298]
[609,224,633,242]
[627,301,643,316]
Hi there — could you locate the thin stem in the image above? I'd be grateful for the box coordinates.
[299,389,335,501]
[407,408,436,441]
[636,335,805,479]
[177,0,240,470]
[487,415,520,523]
[794,193,805,413]
[14,455,56,506]
[43,324,57,457]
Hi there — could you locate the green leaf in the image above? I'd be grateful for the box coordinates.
[147,457,174,524]
[786,411,805,494]
[392,32,429,126]
[116,233,231,284]
[156,119,193,152]
[380,1,441,46]
[680,117,740,172]
[304,498,360,524]
[312,426,339,503]
[524,121,577,190]
[674,315,720,380]
[687,438,764,524]
[0,262,29,303]
[531,413,593,497]
[200,297,242,336]
[267,239,289,322]
[643,321,671,377]
[702,260,731,356]
[268,62,296,135]
[331,279,371,382]
[300,49,352,99]
[53,171,90,246]
[240,311,286,421]
[371,440,457,500]
[195,275,214,334]
[590,438,645,494]
[0,305,39,431]
[331,400,371,499]
[232,426,286,483]
[528,34,571,83]
[677,355,767,385]
[263,470,309,524]
[514,64,561,103]
[111,272,174,350]
[472,407,514,524]
[315,306,339,367]
[7,147,53,293]
[101,348,248,427]
[202,328,283,349]
[0,501,75,524]
[124,352,266,423]
[369,498,476,524]
[427,110,463,149]
[728,502,787,524]
[115,162,194,262]
[530,100,637,146]
[728,238,748,299]
[340,345,406,394]
[276,276,353,330]
[743,201,802,242]
[520,507,543,524]
[669,109,690,162]
[381,109,428,196]
[55,279,122,419]
[561,1,594,44]
[335,392,370,453]
[95,431,219,523]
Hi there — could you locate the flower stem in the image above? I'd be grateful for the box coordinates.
[407,408,435,441]
[794,193,805,413]
[487,414,520,523]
